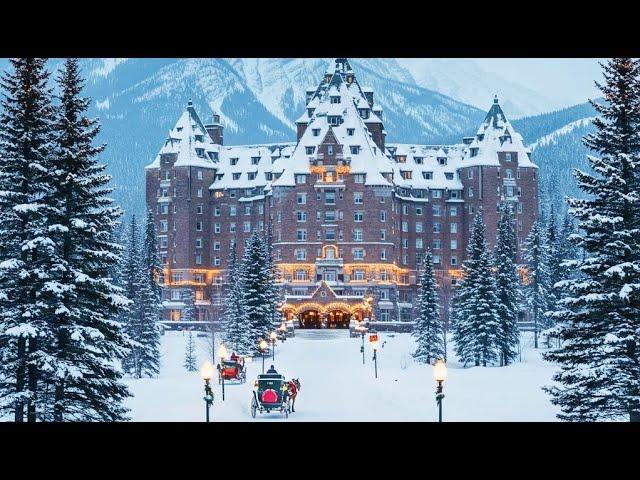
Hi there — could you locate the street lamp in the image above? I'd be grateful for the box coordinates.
[433,359,447,422]
[200,361,215,422]
[259,339,268,374]
[270,331,277,361]
[355,323,367,365]
[371,339,379,378]
[218,343,228,401]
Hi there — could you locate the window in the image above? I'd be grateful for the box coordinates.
[432,190,442,199]
[433,239,441,250]
[213,241,220,251]
[468,168,474,179]
[380,248,387,260]
[159,237,168,249]
[518,202,523,214]
[506,169,513,179]
[232,173,241,181]
[347,128,355,136]
[517,168,521,179]
[506,186,514,197]
[330,96,340,104]
[297,211,307,222]
[470,148,479,157]
[214,223,220,234]
[403,254,409,265]
[354,211,364,222]
[230,222,236,233]
[353,249,365,260]
[354,174,365,183]
[229,190,236,198]
[353,269,365,280]
[468,187,474,198]
[433,205,441,217]
[243,222,251,233]
[296,193,307,205]
[450,223,458,233]
[247,172,257,181]
[295,174,306,184]
[450,206,458,216]
[505,152,513,162]
[451,256,458,266]
[353,229,363,242]
[402,221,408,232]
[312,129,320,137]
[380,210,386,222]
[214,206,221,216]
[197,170,203,180]
[380,229,386,241]
[451,239,459,250]
[258,204,264,215]
[196,221,203,232]
[213,257,221,266]
[416,222,423,233]
[416,238,423,249]
[403,239,409,249]
[350,146,360,155]
[161,204,169,215]
[325,191,335,205]
[327,145,334,155]
[422,171,433,180]
[445,172,454,180]
[295,270,308,282]
[326,229,336,241]
[401,171,412,180]
[433,222,441,233]
[497,170,501,178]
[195,238,203,249]
[196,204,203,215]
[518,187,522,197]
[305,146,315,155]
[324,211,336,222]
[354,192,363,204]
[414,156,423,165]
[297,229,307,241]
[433,254,441,265]
[229,205,236,216]
[244,205,251,215]
[295,249,306,260]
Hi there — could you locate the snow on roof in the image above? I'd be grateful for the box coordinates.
[387,144,465,191]
[210,145,276,191]
[461,96,538,169]
[146,101,220,169]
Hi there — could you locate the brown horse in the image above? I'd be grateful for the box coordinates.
[287,378,301,413]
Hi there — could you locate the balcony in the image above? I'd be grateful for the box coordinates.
[503,178,516,187]
[160,179,171,188]
[157,196,172,203]
[315,257,344,268]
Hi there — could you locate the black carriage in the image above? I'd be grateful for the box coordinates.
[217,357,246,384]
[251,374,291,419]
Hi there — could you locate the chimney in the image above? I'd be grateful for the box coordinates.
[205,117,224,146]
[363,88,374,108]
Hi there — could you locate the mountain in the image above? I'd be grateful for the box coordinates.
[396,59,559,119]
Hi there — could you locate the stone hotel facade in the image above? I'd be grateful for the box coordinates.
[145,58,539,329]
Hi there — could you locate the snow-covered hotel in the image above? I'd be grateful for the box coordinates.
[145,58,539,329]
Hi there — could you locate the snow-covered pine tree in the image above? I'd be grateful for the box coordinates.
[238,232,273,353]
[411,250,445,364]
[263,220,281,332]
[451,212,501,367]
[494,203,521,366]
[0,58,58,422]
[522,219,551,349]
[38,58,132,420]
[221,240,251,355]
[143,209,162,302]
[544,58,640,422]
[183,330,197,372]
[180,287,196,323]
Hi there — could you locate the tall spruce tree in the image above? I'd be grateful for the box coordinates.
[523,219,551,348]
[40,58,132,420]
[544,58,640,422]
[412,250,445,364]
[494,203,521,366]
[181,287,196,323]
[0,58,58,422]
[239,232,273,352]
[451,213,501,367]
[221,240,251,355]
[183,330,197,372]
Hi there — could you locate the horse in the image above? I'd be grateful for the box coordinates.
[287,378,301,413]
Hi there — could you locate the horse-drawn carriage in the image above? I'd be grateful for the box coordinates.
[217,355,246,384]
[251,374,291,418]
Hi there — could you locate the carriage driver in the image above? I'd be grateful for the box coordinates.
[266,365,278,374]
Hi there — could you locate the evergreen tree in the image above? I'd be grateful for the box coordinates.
[494,203,520,366]
[221,240,251,355]
[544,58,640,422]
[451,213,501,367]
[238,232,273,353]
[263,221,281,331]
[180,287,196,323]
[523,219,551,348]
[40,58,132,420]
[0,58,58,422]
[411,250,445,364]
[183,330,197,372]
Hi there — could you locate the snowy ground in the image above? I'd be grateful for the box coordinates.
[124,329,560,422]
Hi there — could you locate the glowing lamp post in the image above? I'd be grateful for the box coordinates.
[218,343,228,401]
[371,338,379,379]
[270,331,277,361]
[200,361,215,422]
[433,359,447,422]
[356,323,367,365]
[259,339,268,374]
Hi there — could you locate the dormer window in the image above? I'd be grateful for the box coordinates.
[477,134,485,141]
[422,171,433,180]
[414,156,423,164]
[401,171,412,180]
[230,157,239,166]
[347,128,355,136]
[445,172,454,180]
[195,134,204,142]
[196,148,205,158]
[350,146,360,155]
[208,151,219,161]
[251,156,260,165]
[470,148,479,158]
[438,157,447,166]
[359,108,370,119]
[505,152,513,162]
[396,155,407,164]
[307,108,315,117]
[328,116,341,126]
[327,145,334,155]
[176,127,183,132]
[313,129,320,137]
[232,173,241,180]
[248,172,257,180]
[306,146,315,155]
[330,96,340,104]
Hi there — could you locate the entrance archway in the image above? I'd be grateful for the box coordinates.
[326,310,350,329]
[299,310,322,329]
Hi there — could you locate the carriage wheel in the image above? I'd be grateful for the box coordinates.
[251,396,257,418]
